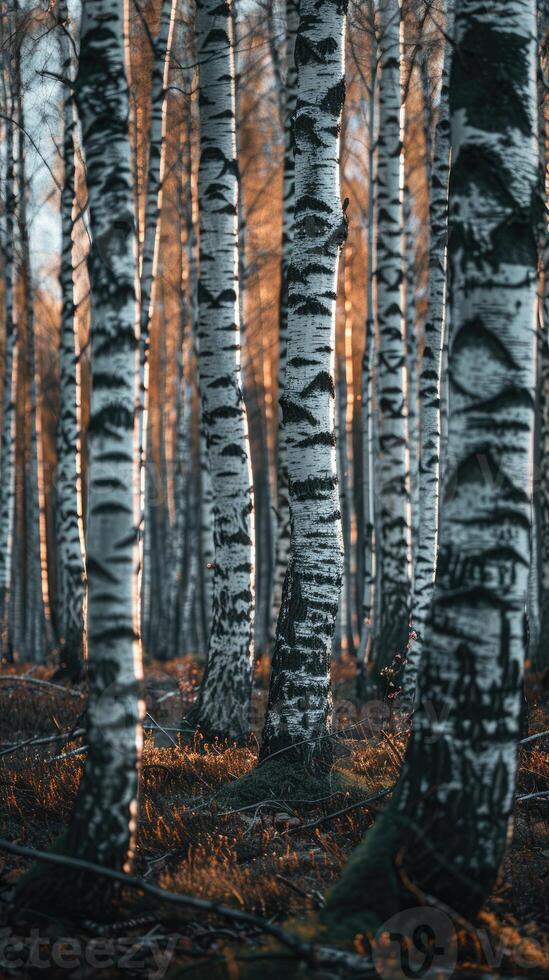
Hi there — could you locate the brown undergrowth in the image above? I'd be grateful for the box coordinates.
[0,658,548,977]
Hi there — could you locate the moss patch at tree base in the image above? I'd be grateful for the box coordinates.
[212,759,370,811]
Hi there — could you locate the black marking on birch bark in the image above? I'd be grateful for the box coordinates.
[191,0,255,741]
[50,0,143,894]
[260,0,346,769]
[324,0,539,924]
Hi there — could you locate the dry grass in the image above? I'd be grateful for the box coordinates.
[0,659,548,977]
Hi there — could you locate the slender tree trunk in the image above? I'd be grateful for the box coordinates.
[323,0,539,927]
[259,0,347,769]
[336,355,355,657]
[404,188,419,583]
[357,18,378,693]
[0,43,17,660]
[56,0,87,680]
[66,0,141,885]
[138,0,176,656]
[403,0,454,705]
[368,0,411,689]
[190,0,255,740]
[15,48,51,663]
[272,0,299,636]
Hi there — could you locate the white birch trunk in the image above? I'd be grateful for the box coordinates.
[65,0,142,882]
[0,48,17,659]
[272,0,299,634]
[191,0,255,740]
[56,0,87,680]
[259,0,346,768]
[357,18,378,690]
[325,0,539,923]
[403,0,454,705]
[369,0,411,687]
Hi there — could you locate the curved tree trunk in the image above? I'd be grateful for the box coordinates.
[190,0,255,741]
[272,0,299,636]
[259,0,346,769]
[403,0,454,706]
[368,0,411,690]
[323,0,538,928]
[56,0,87,681]
[65,0,141,887]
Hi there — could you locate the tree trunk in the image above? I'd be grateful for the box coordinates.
[56,0,87,681]
[138,0,176,656]
[67,0,141,884]
[404,189,419,583]
[368,0,411,690]
[357,15,378,695]
[403,0,454,706]
[534,0,549,669]
[323,0,539,928]
[272,0,299,636]
[191,0,255,740]
[259,0,346,769]
[0,42,18,661]
[15,47,51,664]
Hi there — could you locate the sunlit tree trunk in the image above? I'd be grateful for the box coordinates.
[56,0,87,680]
[403,0,454,705]
[191,0,255,740]
[259,0,346,769]
[324,0,538,927]
[368,0,411,689]
[0,46,17,660]
[272,0,299,634]
[66,0,141,883]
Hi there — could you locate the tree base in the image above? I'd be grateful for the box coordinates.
[214,758,362,811]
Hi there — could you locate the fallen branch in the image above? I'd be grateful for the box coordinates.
[516,790,549,802]
[0,729,86,759]
[0,837,372,974]
[520,730,549,746]
[0,676,85,698]
[283,786,392,835]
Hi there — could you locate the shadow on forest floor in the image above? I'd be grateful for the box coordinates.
[1,655,549,977]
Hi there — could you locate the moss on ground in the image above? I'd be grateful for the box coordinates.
[212,758,370,810]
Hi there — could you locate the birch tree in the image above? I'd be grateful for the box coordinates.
[403,0,454,706]
[259,0,346,768]
[357,9,378,692]
[138,0,176,654]
[190,0,255,740]
[15,45,51,664]
[272,0,299,632]
[56,0,86,680]
[367,0,411,689]
[64,0,140,883]
[0,35,17,660]
[324,0,539,924]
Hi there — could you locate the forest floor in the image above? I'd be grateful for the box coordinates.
[1,656,549,979]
